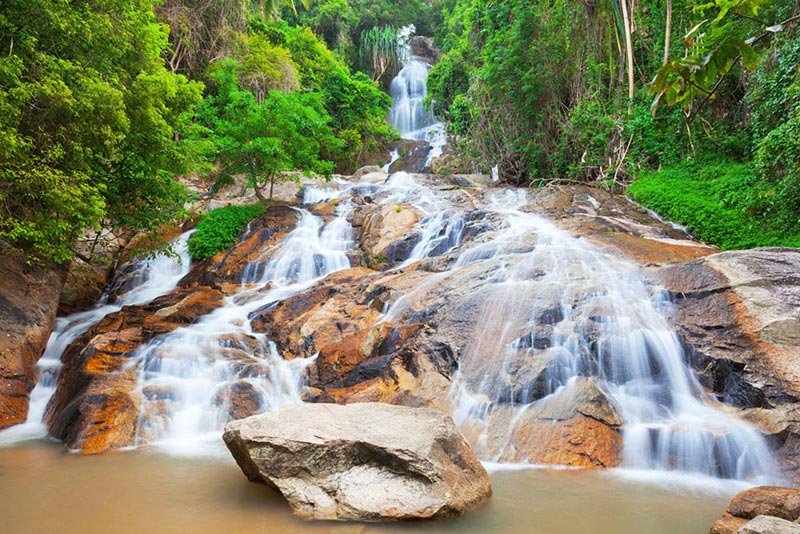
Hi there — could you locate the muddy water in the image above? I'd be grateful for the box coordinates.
[0,442,733,534]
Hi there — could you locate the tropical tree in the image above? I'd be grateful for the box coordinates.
[0,0,204,264]
[202,61,341,201]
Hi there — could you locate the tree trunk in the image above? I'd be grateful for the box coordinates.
[620,0,635,113]
[269,175,275,200]
[253,180,267,203]
[663,0,672,66]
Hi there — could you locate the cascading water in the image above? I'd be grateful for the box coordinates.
[388,27,447,165]
[0,232,193,445]
[132,199,354,454]
[434,190,779,483]
[2,163,781,487]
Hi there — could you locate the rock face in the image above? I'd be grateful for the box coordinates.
[485,378,623,468]
[409,36,440,64]
[389,140,433,174]
[45,287,224,453]
[711,486,800,534]
[179,206,299,293]
[223,402,491,521]
[658,249,800,478]
[0,253,66,429]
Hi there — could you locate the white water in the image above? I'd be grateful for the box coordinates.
[437,190,780,484]
[388,29,447,166]
[0,232,193,445]
[299,177,780,485]
[1,166,782,487]
[132,202,354,455]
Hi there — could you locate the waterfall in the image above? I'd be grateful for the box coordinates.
[132,201,354,455]
[0,232,194,446]
[438,191,779,483]
[388,28,447,165]
[2,165,781,486]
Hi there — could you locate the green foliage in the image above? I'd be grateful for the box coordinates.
[359,26,402,83]
[232,33,300,101]
[201,60,341,200]
[249,20,395,171]
[0,0,204,264]
[628,161,800,249]
[187,204,266,260]
[752,103,800,233]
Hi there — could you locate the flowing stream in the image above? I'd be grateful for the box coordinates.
[0,36,784,531]
[0,232,193,446]
[388,28,447,165]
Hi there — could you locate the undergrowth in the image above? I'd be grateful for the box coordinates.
[188,205,266,260]
[627,161,800,250]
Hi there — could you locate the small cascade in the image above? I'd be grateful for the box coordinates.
[0,232,193,445]
[133,203,354,454]
[442,190,779,483]
[388,28,446,165]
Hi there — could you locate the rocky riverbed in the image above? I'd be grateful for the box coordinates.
[1,168,799,523]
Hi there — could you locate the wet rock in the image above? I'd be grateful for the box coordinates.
[58,258,108,315]
[223,403,491,521]
[482,378,623,467]
[710,513,749,534]
[45,286,224,453]
[213,381,264,420]
[359,204,421,268]
[389,141,433,174]
[658,249,800,479]
[180,205,299,292]
[0,253,66,429]
[711,486,800,534]
[409,36,440,65]
[360,171,389,185]
[351,165,382,181]
[532,185,717,265]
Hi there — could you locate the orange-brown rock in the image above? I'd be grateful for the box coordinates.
[710,512,750,534]
[711,486,800,533]
[509,416,623,468]
[475,378,624,467]
[45,286,224,453]
[213,381,264,420]
[533,185,718,265]
[0,252,67,429]
[180,205,299,292]
[729,486,800,522]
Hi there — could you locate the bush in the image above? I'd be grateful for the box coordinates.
[627,161,800,250]
[187,205,266,260]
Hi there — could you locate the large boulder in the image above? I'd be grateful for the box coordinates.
[223,402,491,521]
[710,486,800,534]
[0,252,67,429]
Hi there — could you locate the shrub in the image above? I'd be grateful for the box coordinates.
[187,205,266,260]
[627,161,800,250]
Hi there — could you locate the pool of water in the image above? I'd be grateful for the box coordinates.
[0,441,736,534]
